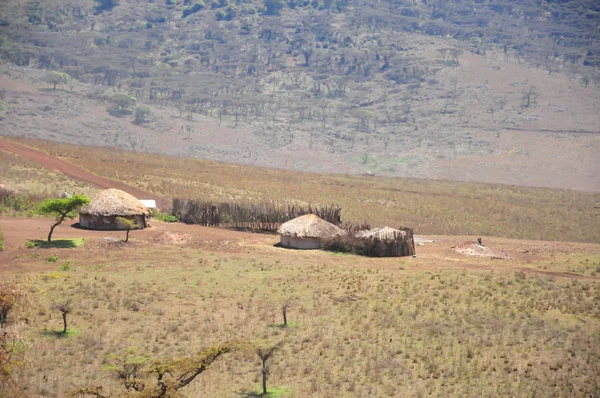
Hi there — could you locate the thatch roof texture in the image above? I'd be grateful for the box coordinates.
[277,214,343,238]
[80,189,150,216]
[356,227,406,240]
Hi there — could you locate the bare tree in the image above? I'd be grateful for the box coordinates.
[256,340,284,395]
[521,85,539,110]
[281,297,293,327]
[52,299,73,334]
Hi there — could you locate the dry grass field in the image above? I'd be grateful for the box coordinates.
[0,218,599,397]
[3,137,600,244]
[0,148,99,199]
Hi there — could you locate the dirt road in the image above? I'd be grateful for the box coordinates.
[0,136,170,208]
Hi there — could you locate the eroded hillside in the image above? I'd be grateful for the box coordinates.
[0,0,599,190]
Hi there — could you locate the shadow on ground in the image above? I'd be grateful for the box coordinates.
[27,239,84,249]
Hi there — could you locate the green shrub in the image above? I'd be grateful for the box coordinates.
[0,195,37,214]
[150,209,179,223]
[45,255,58,263]
[0,230,4,251]
[182,2,204,17]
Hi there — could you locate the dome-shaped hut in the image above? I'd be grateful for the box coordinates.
[277,214,344,249]
[79,189,150,230]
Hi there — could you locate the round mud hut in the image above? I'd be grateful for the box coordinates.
[277,214,344,249]
[79,189,150,230]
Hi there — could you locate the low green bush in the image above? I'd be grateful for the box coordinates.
[150,209,179,223]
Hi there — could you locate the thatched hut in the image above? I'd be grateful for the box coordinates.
[277,214,344,249]
[355,226,415,257]
[79,189,150,230]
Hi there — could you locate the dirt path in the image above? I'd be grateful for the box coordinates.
[0,136,170,208]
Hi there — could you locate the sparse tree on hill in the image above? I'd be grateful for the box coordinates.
[45,71,71,90]
[52,299,72,334]
[521,85,539,109]
[281,297,292,327]
[109,93,137,115]
[94,0,119,13]
[133,106,151,124]
[38,195,90,242]
[264,0,285,15]
[256,340,284,395]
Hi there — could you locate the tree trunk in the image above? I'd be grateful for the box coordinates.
[125,229,130,242]
[48,213,67,242]
[262,359,268,395]
[62,312,67,333]
[48,223,58,242]
[282,306,287,326]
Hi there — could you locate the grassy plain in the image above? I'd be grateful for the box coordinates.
[6,137,600,244]
[1,218,599,397]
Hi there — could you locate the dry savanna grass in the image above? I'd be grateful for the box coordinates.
[2,225,599,397]
[0,149,98,199]
[7,137,600,244]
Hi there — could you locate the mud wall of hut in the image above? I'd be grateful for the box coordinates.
[280,235,322,249]
[79,214,147,230]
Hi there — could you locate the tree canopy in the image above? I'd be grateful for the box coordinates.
[44,71,71,90]
[38,195,90,241]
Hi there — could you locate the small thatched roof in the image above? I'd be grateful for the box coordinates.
[80,189,150,217]
[277,214,344,239]
[356,226,406,240]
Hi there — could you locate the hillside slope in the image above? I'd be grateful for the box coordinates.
[0,0,599,190]
[3,137,600,243]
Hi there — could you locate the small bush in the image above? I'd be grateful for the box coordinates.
[182,2,204,17]
[58,262,73,271]
[0,230,4,251]
[0,193,38,215]
[150,209,179,223]
[46,255,58,263]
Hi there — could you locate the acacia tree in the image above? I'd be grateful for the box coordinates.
[38,195,90,241]
[109,93,137,116]
[45,71,71,90]
[71,341,244,397]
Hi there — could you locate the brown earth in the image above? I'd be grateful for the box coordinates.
[0,136,170,208]
[2,217,598,281]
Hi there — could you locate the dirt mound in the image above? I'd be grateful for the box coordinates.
[453,241,510,259]
[156,232,189,245]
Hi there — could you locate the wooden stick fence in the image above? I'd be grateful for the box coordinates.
[172,198,342,233]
